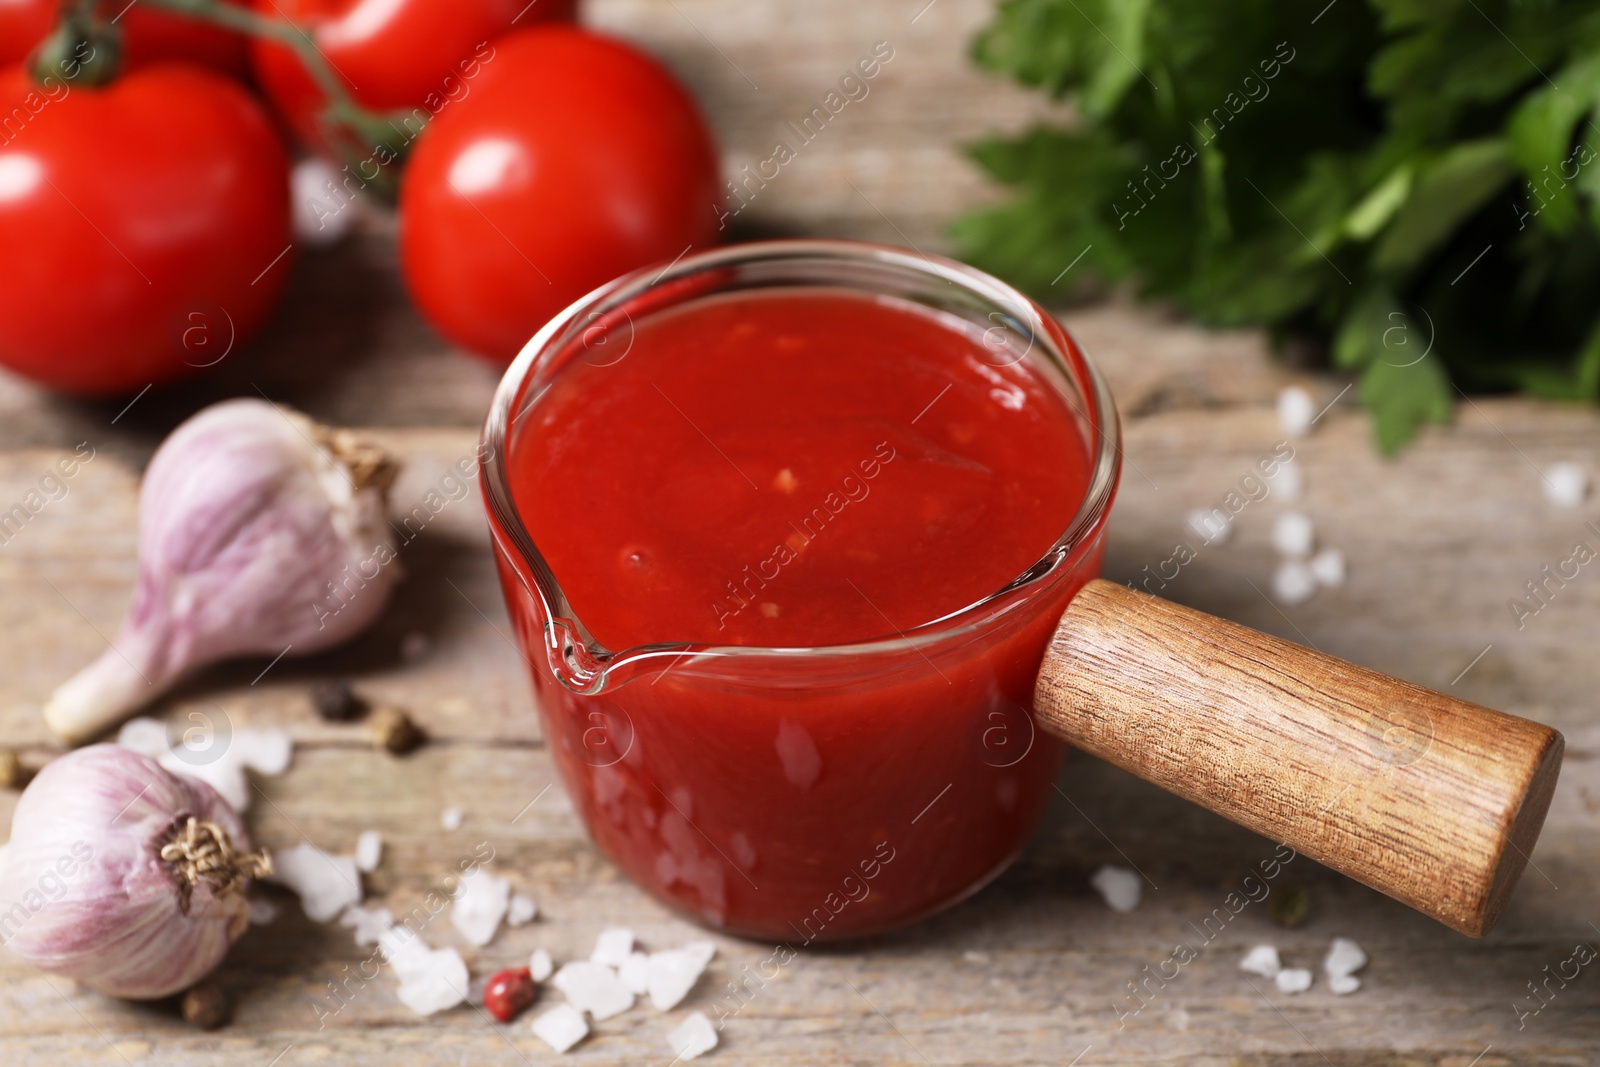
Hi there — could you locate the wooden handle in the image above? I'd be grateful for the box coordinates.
[1034,579,1563,936]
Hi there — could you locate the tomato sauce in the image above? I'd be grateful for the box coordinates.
[514,290,1089,648]
[500,287,1103,938]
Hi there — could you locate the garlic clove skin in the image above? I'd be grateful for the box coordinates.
[44,399,401,744]
[0,745,263,999]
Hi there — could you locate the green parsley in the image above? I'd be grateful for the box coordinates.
[956,0,1600,451]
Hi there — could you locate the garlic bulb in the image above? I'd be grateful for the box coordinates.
[44,399,401,743]
[0,745,269,998]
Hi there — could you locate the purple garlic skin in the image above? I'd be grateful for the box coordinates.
[0,745,259,999]
[44,399,400,743]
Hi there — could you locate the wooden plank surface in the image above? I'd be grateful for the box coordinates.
[2,1,1600,1064]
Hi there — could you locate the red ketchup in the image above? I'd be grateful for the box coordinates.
[498,286,1105,940]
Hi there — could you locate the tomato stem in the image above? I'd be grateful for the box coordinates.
[135,0,349,107]
[30,6,120,87]
[133,0,419,193]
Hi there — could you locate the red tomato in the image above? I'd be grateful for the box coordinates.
[398,26,721,362]
[0,0,249,76]
[250,0,576,152]
[0,0,53,68]
[0,64,291,394]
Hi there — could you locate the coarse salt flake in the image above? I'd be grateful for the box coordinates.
[647,947,710,1011]
[1328,973,1361,995]
[1277,386,1316,438]
[160,749,250,813]
[531,1003,589,1053]
[247,897,279,926]
[1309,547,1346,587]
[379,927,436,984]
[355,829,382,873]
[552,960,634,1021]
[268,842,363,922]
[1275,968,1313,994]
[440,807,463,831]
[1089,864,1141,913]
[451,866,510,947]
[667,1011,719,1061]
[395,946,470,1016]
[507,893,538,927]
[1273,560,1317,606]
[378,927,470,1016]
[619,951,650,995]
[340,905,394,946]
[529,948,554,982]
[234,728,292,775]
[682,940,717,969]
[1272,511,1315,558]
[1324,937,1368,977]
[1238,944,1281,978]
[156,723,294,814]
[591,926,635,967]
[1544,462,1588,509]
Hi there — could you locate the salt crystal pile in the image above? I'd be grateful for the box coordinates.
[529,948,554,982]
[451,866,511,946]
[355,830,383,873]
[1089,864,1142,913]
[591,927,634,967]
[507,893,538,927]
[552,960,634,1020]
[1275,967,1313,994]
[1277,386,1316,438]
[647,942,716,1011]
[118,716,293,813]
[532,1003,589,1052]
[1323,936,1367,995]
[1262,391,1352,603]
[667,1012,719,1061]
[379,927,469,1015]
[269,842,363,922]
[1238,944,1281,978]
[1544,462,1588,509]
[340,905,394,946]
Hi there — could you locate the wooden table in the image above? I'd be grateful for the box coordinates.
[2,2,1598,1063]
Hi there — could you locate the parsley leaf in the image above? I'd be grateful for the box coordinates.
[960,0,1600,450]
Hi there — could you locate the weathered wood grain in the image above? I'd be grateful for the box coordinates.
[2,396,1599,1065]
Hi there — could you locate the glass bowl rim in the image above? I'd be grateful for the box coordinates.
[478,238,1123,684]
